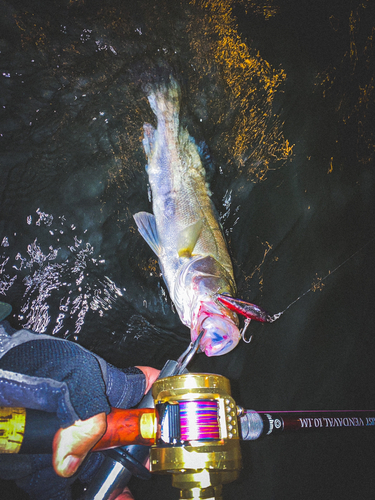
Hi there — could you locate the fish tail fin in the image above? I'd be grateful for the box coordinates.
[143,75,180,125]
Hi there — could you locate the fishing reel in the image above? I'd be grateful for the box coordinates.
[0,356,242,500]
[150,373,242,500]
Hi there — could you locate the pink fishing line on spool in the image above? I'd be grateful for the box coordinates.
[179,400,220,441]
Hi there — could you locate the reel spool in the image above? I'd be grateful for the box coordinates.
[151,373,242,500]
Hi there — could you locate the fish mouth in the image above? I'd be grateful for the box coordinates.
[196,314,241,357]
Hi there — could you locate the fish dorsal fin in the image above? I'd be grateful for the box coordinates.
[177,219,203,258]
[133,211,161,257]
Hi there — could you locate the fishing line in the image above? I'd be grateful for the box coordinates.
[269,235,375,323]
[179,400,220,441]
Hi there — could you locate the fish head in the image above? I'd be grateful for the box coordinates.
[192,301,241,356]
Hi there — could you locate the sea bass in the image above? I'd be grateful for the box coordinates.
[133,77,240,356]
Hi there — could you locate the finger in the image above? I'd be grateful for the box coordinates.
[135,366,160,393]
[115,486,135,499]
[52,412,107,477]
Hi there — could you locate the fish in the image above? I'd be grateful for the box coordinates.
[133,76,241,356]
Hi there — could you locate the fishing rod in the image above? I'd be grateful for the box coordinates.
[2,380,375,500]
[240,409,375,439]
[2,404,374,454]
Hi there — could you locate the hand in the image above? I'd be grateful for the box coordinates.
[53,366,160,478]
[115,486,135,499]
[135,365,160,392]
[52,412,107,478]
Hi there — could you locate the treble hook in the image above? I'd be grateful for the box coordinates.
[240,318,252,343]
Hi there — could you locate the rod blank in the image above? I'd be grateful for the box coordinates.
[239,410,375,440]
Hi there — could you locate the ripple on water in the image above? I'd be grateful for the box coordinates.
[0,208,124,339]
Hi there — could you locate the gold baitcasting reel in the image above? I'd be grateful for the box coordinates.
[150,373,242,500]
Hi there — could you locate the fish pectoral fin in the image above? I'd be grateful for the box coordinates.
[177,219,203,258]
[133,211,161,256]
[0,301,12,321]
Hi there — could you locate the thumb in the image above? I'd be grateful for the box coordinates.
[52,412,107,477]
[136,366,160,393]
[115,486,135,499]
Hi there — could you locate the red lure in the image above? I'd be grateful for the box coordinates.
[217,294,272,323]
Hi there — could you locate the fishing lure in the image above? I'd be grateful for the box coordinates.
[217,294,275,343]
[217,294,272,323]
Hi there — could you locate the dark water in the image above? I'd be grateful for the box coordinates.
[1,0,375,499]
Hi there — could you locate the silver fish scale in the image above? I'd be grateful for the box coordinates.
[147,87,234,290]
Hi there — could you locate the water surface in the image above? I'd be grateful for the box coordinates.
[1,1,374,499]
